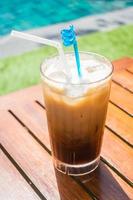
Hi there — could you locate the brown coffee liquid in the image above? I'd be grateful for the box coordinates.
[43,81,111,165]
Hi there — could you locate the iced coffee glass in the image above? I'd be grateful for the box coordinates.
[40,52,113,176]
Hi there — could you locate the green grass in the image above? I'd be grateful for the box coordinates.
[0,25,133,95]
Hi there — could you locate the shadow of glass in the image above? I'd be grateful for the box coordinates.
[80,161,131,200]
[54,167,91,200]
[54,161,130,200]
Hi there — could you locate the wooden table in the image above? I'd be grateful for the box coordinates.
[0,57,133,200]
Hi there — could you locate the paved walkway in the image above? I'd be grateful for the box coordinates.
[0,7,133,58]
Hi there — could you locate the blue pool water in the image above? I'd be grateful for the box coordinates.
[0,0,133,36]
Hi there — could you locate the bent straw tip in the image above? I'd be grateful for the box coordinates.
[10,30,18,36]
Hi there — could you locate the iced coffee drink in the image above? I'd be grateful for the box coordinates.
[40,52,113,175]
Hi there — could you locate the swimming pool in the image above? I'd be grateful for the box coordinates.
[0,0,133,36]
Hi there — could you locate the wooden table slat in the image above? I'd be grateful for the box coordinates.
[111,57,133,94]
[107,103,133,145]
[113,70,133,93]
[112,57,133,71]
[0,111,92,200]
[127,65,133,74]
[110,82,133,116]
[0,149,40,200]
[102,128,133,184]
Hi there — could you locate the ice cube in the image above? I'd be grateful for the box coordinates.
[66,84,89,98]
[85,64,104,73]
[81,63,111,83]
[45,71,67,93]
[49,71,67,83]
